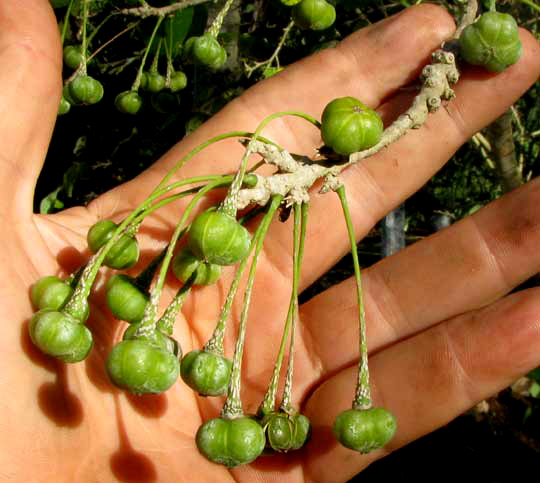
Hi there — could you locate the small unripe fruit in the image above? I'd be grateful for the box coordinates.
[172,248,222,285]
[105,274,149,323]
[321,96,383,155]
[180,349,232,396]
[87,220,139,270]
[261,412,311,452]
[31,275,73,311]
[63,45,83,70]
[68,76,104,105]
[184,34,227,70]
[333,407,397,453]
[196,417,266,467]
[292,0,336,31]
[106,339,180,394]
[29,309,93,363]
[115,91,143,115]
[459,12,522,72]
[187,211,251,266]
[170,71,188,92]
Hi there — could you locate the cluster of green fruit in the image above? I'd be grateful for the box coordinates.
[29,94,397,466]
[34,3,523,468]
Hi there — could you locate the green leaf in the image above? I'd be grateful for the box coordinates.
[165,7,195,58]
[40,187,64,214]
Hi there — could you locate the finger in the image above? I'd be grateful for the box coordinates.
[301,288,540,483]
[87,5,454,217]
[0,0,62,220]
[301,176,540,376]
[276,26,540,289]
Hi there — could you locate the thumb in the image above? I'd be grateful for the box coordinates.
[0,0,62,221]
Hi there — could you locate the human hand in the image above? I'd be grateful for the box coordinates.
[1,1,540,482]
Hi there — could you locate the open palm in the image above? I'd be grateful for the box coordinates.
[2,1,540,482]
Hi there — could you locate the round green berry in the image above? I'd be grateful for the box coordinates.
[321,96,383,155]
[172,247,222,286]
[261,412,311,452]
[180,349,232,396]
[196,417,266,467]
[106,339,180,394]
[105,274,149,323]
[187,210,251,266]
[68,75,104,105]
[333,407,397,453]
[31,275,73,311]
[459,11,522,72]
[115,91,142,115]
[184,34,227,70]
[28,309,93,363]
[63,45,83,70]
[87,220,139,270]
[292,0,336,31]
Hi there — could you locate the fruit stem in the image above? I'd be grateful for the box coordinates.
[62,175,242,321]
[80,0,90,75]
[221,194,283,419]
[60,0,75,46]
[164,32,174,88]
[153,131,280,196]
[135,178,226,338]
[208,0,236,38]
[66,264,86,289]
[258,202,305,417]
[335,185,372,410]
[221,111,320,218]
[157,273,195,335]
[280,202,308,414]
[149,37,162,73]
[132,15,164,91]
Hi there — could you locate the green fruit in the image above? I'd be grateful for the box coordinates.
[169,71,188,92]
[87,220,139,270]
[280,0,302,6]
[115,91,142,114]
[187,211,251,266]
[333,407,397,453]
[292,0,336,31]
[180,350,232,396]
[184,34,227,70]
[150,91,180,114]
[261,412,311,452]
[196,417,266,467]
[105,274,149,323]
[321,96,383,155]
[459,12,522,72]
[62,84,78,106]
[146,72,165,93]
[31,275,73,311]
[172,248,222,286]
[123,324,182,359]
[63,45,83,70]
[106,339,180,394]
[58,96,71,115]
[28,309,93,363]
[68,75,104,105]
